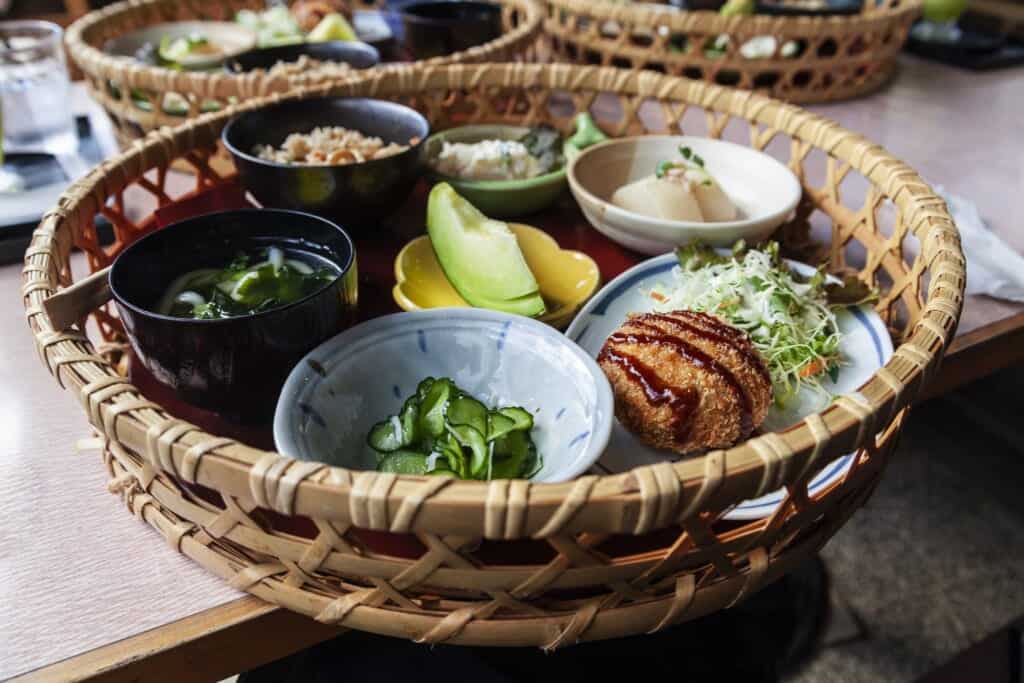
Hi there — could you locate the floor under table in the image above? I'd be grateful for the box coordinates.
[793,364,1024,682]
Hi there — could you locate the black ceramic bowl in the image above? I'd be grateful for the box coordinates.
[109,209,358,423]
[222,97,429,227]
[224,40,380,74]
[755,0,863,16]
[400,1,502,60]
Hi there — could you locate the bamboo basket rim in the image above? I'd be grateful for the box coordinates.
[541,0,924,105]
[23,62,964,540]
[545,0,922,32]
[64,0,545,100]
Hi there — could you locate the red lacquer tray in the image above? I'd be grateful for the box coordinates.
[130,175,706,563]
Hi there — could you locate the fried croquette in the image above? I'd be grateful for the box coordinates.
[597,310,772,454]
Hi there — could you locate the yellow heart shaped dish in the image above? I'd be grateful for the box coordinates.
[393,224,600,330]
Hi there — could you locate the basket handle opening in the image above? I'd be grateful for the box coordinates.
[43,265,111,332]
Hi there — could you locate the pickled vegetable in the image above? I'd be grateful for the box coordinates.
[366,377,542,480]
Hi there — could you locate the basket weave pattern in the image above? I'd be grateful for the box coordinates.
[65,0,544,146]
[543,0,921,104]
[24,64,963,647]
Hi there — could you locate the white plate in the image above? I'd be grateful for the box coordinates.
[565,252,893,520]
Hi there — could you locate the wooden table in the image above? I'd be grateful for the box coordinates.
[4,54,1022,682]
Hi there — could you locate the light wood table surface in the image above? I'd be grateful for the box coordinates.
[3,54,1022,682]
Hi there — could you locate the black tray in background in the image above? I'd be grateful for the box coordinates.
[0,115,111,265]
[906,14,1024,71]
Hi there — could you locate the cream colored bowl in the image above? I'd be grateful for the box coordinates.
[567,136,802,254]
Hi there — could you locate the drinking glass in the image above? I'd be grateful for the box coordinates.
[0,93,26,193]
[0,21,77,156]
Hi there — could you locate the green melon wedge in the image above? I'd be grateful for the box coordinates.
[427,183,546,317]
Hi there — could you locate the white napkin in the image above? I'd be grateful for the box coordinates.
[934,185,1024,303]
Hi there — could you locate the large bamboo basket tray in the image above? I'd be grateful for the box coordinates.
[65,0,543,148]
[543,0,922,104]
[24,63,963,648]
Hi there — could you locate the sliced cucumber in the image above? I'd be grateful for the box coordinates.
[367,416,404,452]
[416,377,436,402]
[378,450,428,475]
[447,423,489,477]
[447,395,488,436]
[367,377,540,481]
[437,432,468,479]
[488,453,520,480]
[419,379,451,438]
[490,430,538,479]
[521,443,543,479]
[399,396,419,446]
[486,412,517,442]
[427,467,457,477]
[498,406,534,432]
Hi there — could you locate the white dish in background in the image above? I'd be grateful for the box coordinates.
[353,10,395,44]
[274,308,614,483]
[103,21,257,68]
[567,136,802,255]
[565,252,894,520]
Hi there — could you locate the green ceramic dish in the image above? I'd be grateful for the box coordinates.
[422,114,608,218]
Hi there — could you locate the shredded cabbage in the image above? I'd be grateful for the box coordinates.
[645,242,843,406]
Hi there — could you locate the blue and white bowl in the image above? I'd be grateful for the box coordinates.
[274,308,614,483]
[566,252,894,519]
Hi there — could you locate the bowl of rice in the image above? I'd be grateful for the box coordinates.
[222,96,429,226]
[224,41,380,81]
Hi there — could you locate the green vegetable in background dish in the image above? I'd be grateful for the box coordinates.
[236,7,305,48]
[719,0,755,16]
[307,13,358,42]
[426,182,546,317]
[157,246,337,319]
[566,112,609,153]
[157,33,223,68]
[519,125,564,175]
[655,144,710,181]
[368,378,542,480]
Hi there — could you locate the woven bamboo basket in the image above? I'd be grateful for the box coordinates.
[24,63,963,649]
[543,0,922,104]
[65,0,543,148]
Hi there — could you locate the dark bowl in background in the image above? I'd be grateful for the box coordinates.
[400,1,502,60]
[222,97,429,227]
[224,40,380,74]
[755,0,863,16]
[109,209,358,423]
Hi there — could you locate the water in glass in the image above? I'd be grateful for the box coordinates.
[0,21,77,156]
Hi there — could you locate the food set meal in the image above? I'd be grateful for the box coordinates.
[83,92,888,512]
[106,1,374,78]
[105,0,515,81]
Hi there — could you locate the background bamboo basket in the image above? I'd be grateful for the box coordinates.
[23,63,963,648]
[65,0,544,148]
[543,0,922,104]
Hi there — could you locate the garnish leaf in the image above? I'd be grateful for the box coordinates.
[825,274,878,306]
[676,242,727,271]
[519,125,564,174]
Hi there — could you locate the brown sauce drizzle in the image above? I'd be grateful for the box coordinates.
[597,347,699,443]
[636,311,772,387]
[607,322,755,437]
